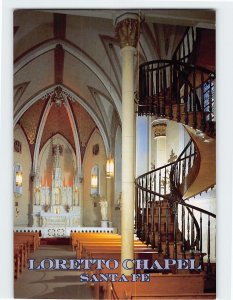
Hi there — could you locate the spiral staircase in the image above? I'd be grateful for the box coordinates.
[135,27,216,293]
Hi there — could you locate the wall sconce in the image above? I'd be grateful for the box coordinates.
[14,163,23,196]
[16,171,23,187]
[91,174,98,188]
[106,158,114,178]
[90,165,100,197]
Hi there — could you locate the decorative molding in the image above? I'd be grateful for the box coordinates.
[99,35,121,93]
[168,149,177,163]
[61,85,110,155]
[14,81,30,108]
[33,96,53,173]
[88,86,113,135]
[52,144,63,156]
[80,142,87,159]
[14,139,22,153]
[115,16,139,48]
[14,86,55,125]
[152,123,167,138]
[51,85,65,107]
[92,144,99,156]
[13,227,117,237]
[64,94,82,172]
[15,84,110,157]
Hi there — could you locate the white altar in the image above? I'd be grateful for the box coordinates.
[32,208,80,227]
[14,226,117,238]
[32,144,81,228]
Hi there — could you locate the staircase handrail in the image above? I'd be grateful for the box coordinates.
[169,137,216,272]
[139,59,215,77]
[182,201,216,219]
[138,59,215,136]
[170,139,197,198]
[136,152,196,198]
[172,27,196,62]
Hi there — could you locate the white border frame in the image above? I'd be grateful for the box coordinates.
[1,1,233,299]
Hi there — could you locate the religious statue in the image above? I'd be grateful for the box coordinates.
[34,188,40,205]
[74,189,79,206]
[99,199,108,221]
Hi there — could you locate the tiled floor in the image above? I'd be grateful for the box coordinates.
[14,245,94,299]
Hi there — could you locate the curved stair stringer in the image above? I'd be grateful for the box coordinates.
[135,133,216,279]
[182,125,216,200]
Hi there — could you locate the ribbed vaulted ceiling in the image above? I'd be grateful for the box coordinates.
[14,9,215,165]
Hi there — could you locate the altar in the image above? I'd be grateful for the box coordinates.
[14,226,117,238]
[33,208,80,227]
[32,144,81,228]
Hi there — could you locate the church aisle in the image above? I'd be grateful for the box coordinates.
[14,244,94,299]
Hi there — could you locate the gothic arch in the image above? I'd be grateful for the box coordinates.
[14,85,110,159]
[14,39,122,120]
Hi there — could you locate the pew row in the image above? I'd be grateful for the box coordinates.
[104,273,207,299]
[71,232,121,251]
[89,251,162,299]
[14,232,40,279]
[14,232,40,251]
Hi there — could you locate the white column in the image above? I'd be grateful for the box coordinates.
[116,14,139,274]
[121,45,136,273]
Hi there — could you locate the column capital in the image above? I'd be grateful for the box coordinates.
[115,13,140,49]
[152,123,167,138]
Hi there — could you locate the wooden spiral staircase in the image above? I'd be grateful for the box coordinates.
[135,27,216,294]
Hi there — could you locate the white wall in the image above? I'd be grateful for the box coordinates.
[114,126,122,205]
[83,129,107,226]
[112,126,122,232]
[166,121,186,162]
[186,188,216,262]
[150,120,188,170]
[14,125,32,226]
[136,116,149,176]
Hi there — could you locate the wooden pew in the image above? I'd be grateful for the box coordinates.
[71,232,121,250]
[14,232,40,251]
[123,293,216,299]
[14,242,30,279]
[72,233,210,300]
[14,251,21,279]
[75,234,163,299]
[78,242,145,259]
[89,251,162,299]
[14,246,24,279]
[104,273,206,300]
[14,232,40,279]
[71,232,121,251]
[75,239,122,256]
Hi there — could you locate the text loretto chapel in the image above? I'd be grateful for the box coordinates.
[11,8,218,299]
